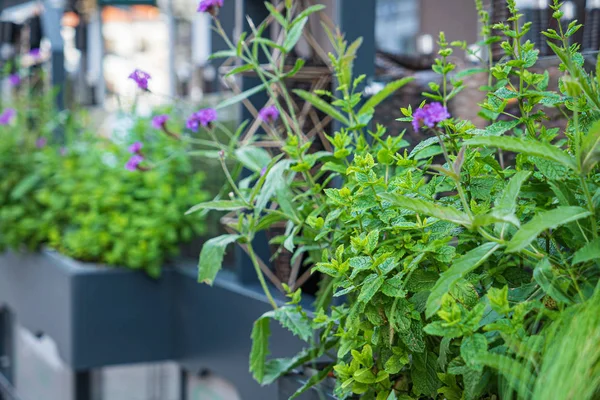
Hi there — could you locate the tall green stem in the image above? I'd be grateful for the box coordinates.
[247,241,279,309]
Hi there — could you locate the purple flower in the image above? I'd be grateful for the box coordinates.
[198,0,223,14]
[412,102,450,131]
[8,74,20,86]
[29,48,41,59]
[128,69,151,90]
[152,115,169,129]
[186,108,217,132]
[125,155,144,171]
[59,147,67,156]
[260,166,267,177]
[128,141,143,154]
[0,108,16,125]
[36,138,47,148]
[258,105,279,124]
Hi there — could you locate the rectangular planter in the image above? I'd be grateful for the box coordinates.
[0,250,176,370]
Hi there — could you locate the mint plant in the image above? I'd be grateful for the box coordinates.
[188,0,600,399]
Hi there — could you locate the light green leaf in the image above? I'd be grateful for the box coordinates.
[186,200,248,215]
[11,174,41,200]
[198,234,241,284]
[495,171,531,212]
[250,313,272,383]
[468,120,519,137]
[358,77,414,115]
[264,2,286,27]
[472,354,534,398]
[380,193,472,228]
[255,159,294,215]
[235,146,272,172]
[358,273,385,303]
[472,211,520,228]
[293,89,351,125]
[283,17,307,52]
[291,4,325,25]
[465,136,577,171]
[573,238,600,264]
[506,206,591,252]
[426,243,501,318]
[224,64,254,77]
[274,307,312,342]
[208,49,236,60]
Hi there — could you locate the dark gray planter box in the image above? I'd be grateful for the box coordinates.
[0,250,176,370]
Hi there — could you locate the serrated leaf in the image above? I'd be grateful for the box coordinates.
[380,193,472,228]
[358,273,384,303]
[250,314,272,383]
[506,206,591,252]
[411,352,442,397]
[186,200,248,215]
[469,120,519,137]
[460,334,488,370]
[198,234,241,284]
[289,364,333,399]
[408,136,440,158]
[359,77,414,115]
[573,238,600,264]
[235,146,272,172]
[273,307,312,342]
[426,243,501,318]
[293,89,350,125]
[495,171,531,212]
[465,136,577,171]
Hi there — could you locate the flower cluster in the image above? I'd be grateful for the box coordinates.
[198,0,223,15]
[0,108,16,125]
[125,142,145,171]
[186,108,217,132]
[8,74,20,87]
[258,105,279,124]
[411,102,450,131]
[36,138,47,148]
[128,69,152,91]
[152,115,169,130]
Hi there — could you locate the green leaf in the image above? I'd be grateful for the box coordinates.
[506,207,591,253]
[250,313,272,383]
[455,67,488,78]
[465,136,577,171]
[573,238,600,264]
[255,160,294,215]
[198,234,241,284]
[534,258,573,304]
[289,364,334,399]
[380,193,472,228]
[264,2,286,27]
[580,120,600,174]
[358,77,415,115]
[283,17,307,52]
[460,334,488,371]
[208,49,236,60]
[224,64,254,78]
[11,174,41,200]
[235,146,272,172]
[185,200,248,215]
[495,171,531,213]
[426,243,501,318]
[273,307,312,342]
[291,4,325,24]
[472,354,533,398]
[411,352,442,398]
[358,273,385,303]
[293,89,351,125]
[217,82,268,110]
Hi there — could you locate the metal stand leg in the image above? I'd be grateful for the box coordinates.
[74,371,93,400]
[0,308,17,400]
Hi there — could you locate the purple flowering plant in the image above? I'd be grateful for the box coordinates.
[128,69,151,90]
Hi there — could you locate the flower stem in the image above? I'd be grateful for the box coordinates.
[247,241,278,310]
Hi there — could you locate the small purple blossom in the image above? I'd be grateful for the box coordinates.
[128,69,151,90]
[198,0,223,14]
[260,166,267,177]
[29,48,41,59]
[0,108,16,125]
[186,108,217,132]
[36,138,47,148]
[59,147,67,156]
[125,155,144,171]
[412,102,450,131]
[258,105,279,124]
[128,141,143,154]
[152,115,169,129]
[8,74,20,86]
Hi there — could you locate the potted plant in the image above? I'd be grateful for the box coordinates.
[188,0,600,398]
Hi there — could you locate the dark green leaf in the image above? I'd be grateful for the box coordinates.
[573,238,600,264]
[380,193,472,228]
[198,234,241,284]
[250,313,272,383]
[293,89,350,125]
[274,307,312,342]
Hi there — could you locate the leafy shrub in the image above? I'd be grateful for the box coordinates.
[189,0,600,399]
[0,98,209,276]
